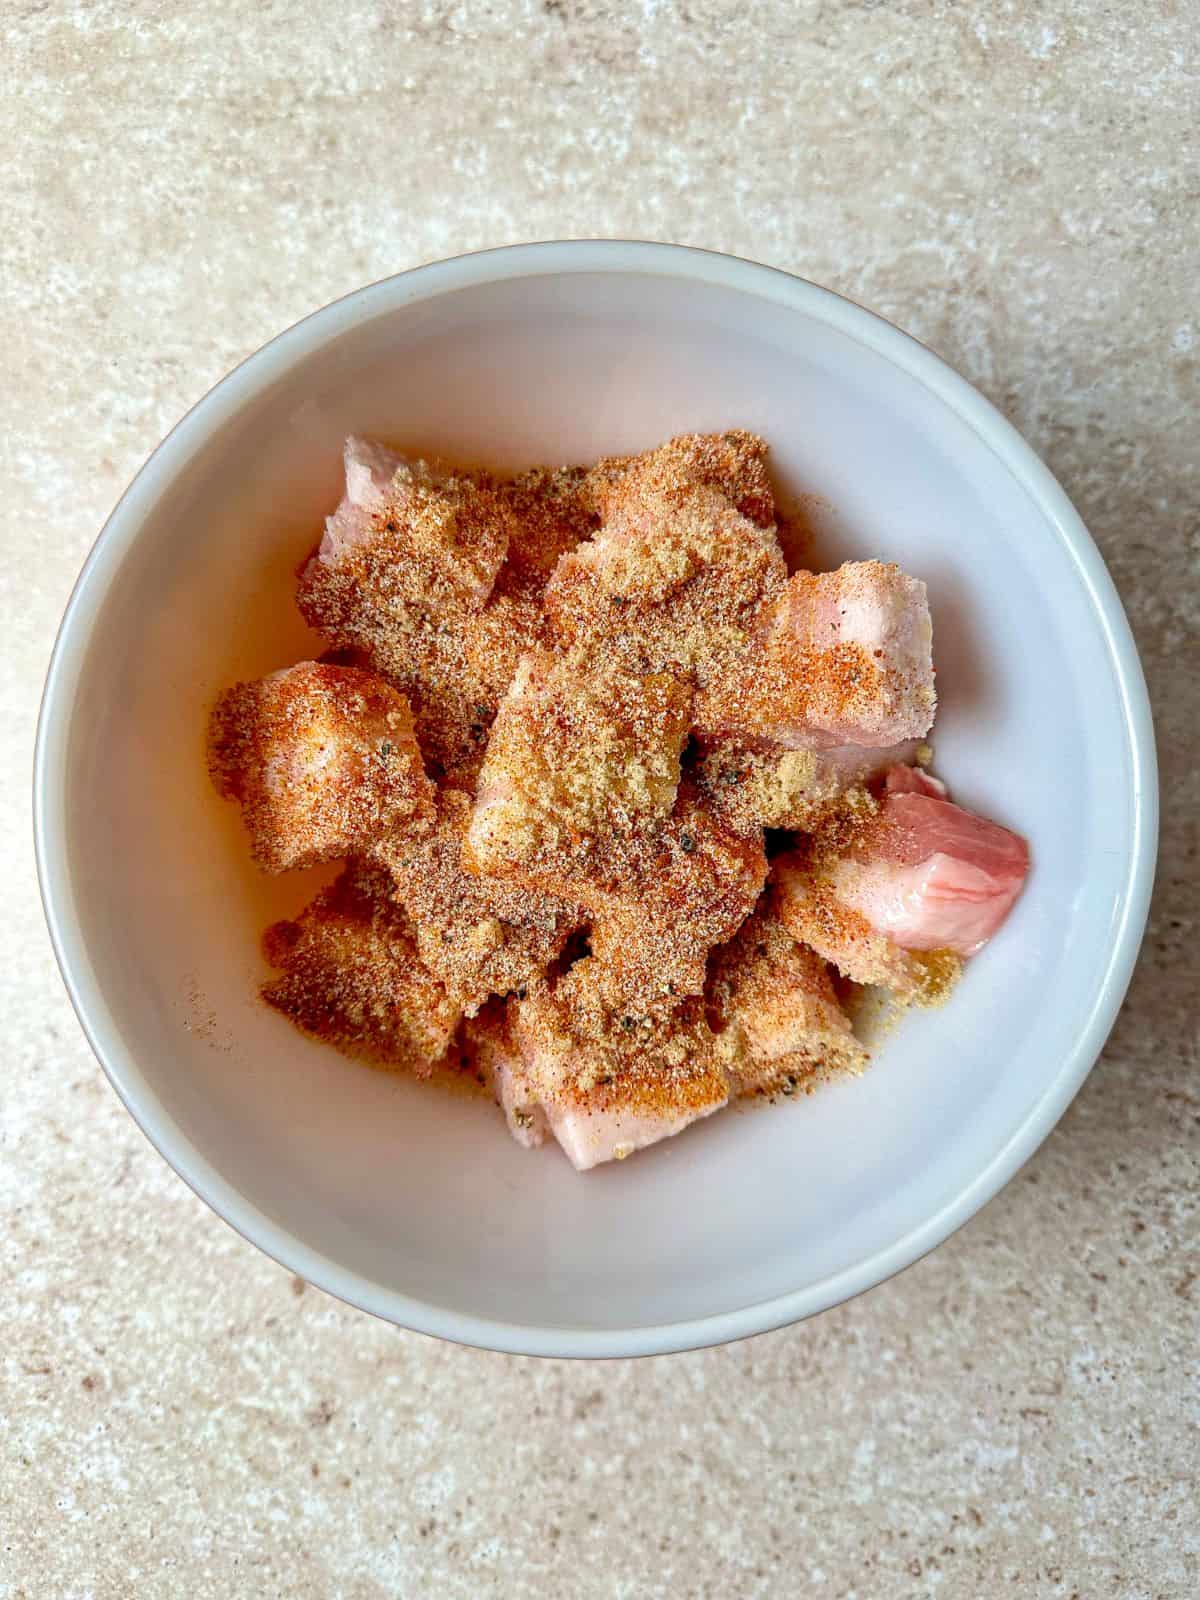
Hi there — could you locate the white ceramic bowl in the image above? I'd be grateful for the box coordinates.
[35,242,1156,1357]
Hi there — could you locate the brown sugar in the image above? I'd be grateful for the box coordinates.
[464,650,693,891]
[208,662,433,872]
[544,484,788,714]
[261,861,464,1072]
[695,744,825,833]
[706,899,867,1095]
[583,429,776,531]
[500,464,600,581]
[374,787,581,1015]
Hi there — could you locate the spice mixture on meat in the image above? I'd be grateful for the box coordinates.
[209,431,1029,1170]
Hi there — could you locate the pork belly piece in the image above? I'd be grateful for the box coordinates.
[832,787,1029,957]
[374,787,580,1016]
[773,782,1029,1000]
[510,965,729,1170]
[297,438,527,782]
[582,430,777,531]
[208,662,433,872]
[467,656,767,1010]
[695,738,927,832]
[446,464,602,752]
[884,763,947,799]
[544,482,788,698]
[499,463,600,584]
[585,792,768,1007]
[544,475,930,754]
[319,436,408,560]
[463,1001,549,1148]
[702,562,936,749]
[261,861,463,1073]
[464,650,692,889]
[706,904,867,1096]
[302,436,512,616]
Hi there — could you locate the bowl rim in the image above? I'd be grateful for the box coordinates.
[33,239,1159,1358]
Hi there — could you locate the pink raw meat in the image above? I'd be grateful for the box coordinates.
[318,437,406,564]
[759,562,936,748]
[466,1008,549,1150]
[541,1086,727,1172]
[509,975,730,1170]
[884,764,947,799]
[834,790,1029,957]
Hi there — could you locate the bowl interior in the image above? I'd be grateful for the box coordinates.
[43,261,1145,1349]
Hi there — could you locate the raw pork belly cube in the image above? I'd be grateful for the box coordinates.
[713,562,936,749]
[391,464,598,783]
[544,479,787,686]
[510,967,729,1170]
[464,650,692,889]
[773,779,1029,999]
[463,1002,549,1149]
[583,430,777,531]
[208,662,433,872]
[465,662,767,1003]
[261,862,463,1074]
[294,440,519,778]
[831,786,1029,957]
[373,788,580,1016]
[498,463,600,585]
[773,846,937,1000]
[445,464,600,736]
[295,440,532,784]
[706,905,867,1095]
[302,435,512,613]
[329,435,408,547]
[587,794,769,1006]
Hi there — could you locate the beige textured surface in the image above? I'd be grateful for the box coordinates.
[2,2,1197,1595]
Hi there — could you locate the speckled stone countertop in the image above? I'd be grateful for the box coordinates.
[2,4,1196,1596]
